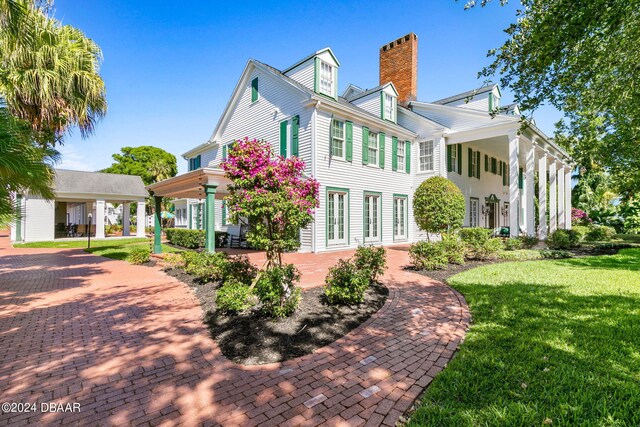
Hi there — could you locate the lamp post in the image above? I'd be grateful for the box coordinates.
[87,213,93,249]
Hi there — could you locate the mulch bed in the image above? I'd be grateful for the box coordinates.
[164,268,388,365]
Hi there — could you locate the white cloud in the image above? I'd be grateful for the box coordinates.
[56,144,98,171]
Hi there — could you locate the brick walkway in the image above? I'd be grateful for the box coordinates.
[0,232,469,426]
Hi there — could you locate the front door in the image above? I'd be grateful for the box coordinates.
[364,193,381,242]
[394,196,407,240]
[488,202,497,229]
[327,191,347,246]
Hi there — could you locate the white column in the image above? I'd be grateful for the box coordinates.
[525,144,536,237]
[565,167,572,230]
[438,136,447,178]
[508,133,520,237]
[549,161,557,233]
[557,166,566,229]
[136,201,146,237]
[538,155,548,239]
[122,202,130,236]
[95,199,106,239]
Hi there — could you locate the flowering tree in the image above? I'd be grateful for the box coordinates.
[221,138,320,266]
[571,208,591,226]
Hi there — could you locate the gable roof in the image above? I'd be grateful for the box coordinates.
[53,169,148,198]
[282,47,340,73]
[347,82,398,102]
[432,83,500,105]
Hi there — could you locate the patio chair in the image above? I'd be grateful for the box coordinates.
[229,224,249,248]
[76,224,86,237]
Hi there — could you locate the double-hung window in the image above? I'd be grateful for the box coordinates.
[419,141,434,172]
[331,120,345,159]
[320,61,333,96]
[368,132,378,165]
[384,93,394,121]
[397,142,405,172]
[451,146,459,173]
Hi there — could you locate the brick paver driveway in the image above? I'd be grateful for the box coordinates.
[0,232,468,426]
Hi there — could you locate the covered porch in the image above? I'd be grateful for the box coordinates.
[146,168,232,253]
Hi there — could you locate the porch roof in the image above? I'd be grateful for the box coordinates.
[53,169,147,200]
[146,167,231,200]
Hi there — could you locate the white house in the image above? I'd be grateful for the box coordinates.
[151,33,572,253]
[10,169,148,242]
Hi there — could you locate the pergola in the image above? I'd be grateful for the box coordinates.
[146,168,232,253]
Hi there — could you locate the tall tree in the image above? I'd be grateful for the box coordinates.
[467,0,640,195]
[102,146,178,186]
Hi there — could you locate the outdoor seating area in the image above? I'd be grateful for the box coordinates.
[55,223,96,238]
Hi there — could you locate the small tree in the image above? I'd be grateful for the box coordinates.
[413,177,465,237]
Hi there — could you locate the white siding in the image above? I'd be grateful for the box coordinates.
[351,92,381,119]
[23,197,55,242]
[285,59,314,90]
[442,94,490,112]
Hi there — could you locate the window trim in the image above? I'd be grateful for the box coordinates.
[419,140,435,172]
[392,193,408,242]
[319,60,334,97]
[367,131,379,166]
[331,119,346,160]
[397,141,406,172]
[469,197,480,228]
[383,93,395,121]
[325,187,350,247]
[363,190,382,243]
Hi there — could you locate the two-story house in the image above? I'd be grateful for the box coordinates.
[149,33,573,253]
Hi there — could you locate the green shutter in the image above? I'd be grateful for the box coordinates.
[468,147,473,177]
[488,93,493,111]
[345,121,353,161]
[291,115,299,157]
[221,200,226,225]
[380,92,385,119]
[447,145,452,172]
[222,144,227,161]
[476,151,481,179]
[314,57,320,93]
[280,120,287,157]
[519,167,524,189]
[405,141,411,173]
[485,154,489,172]
[379,132,385,169]
[251,77,258,102]
[392,137,398,171]
[457,144,462,175]
[362,126,369,164]
[329,115,334,157]
[503,163,508,186]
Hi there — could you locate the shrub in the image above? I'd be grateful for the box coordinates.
[324,259,371,305]
[546,229,580,250]
[460,228,503,260]
[497,249,543,261]
[413,177,466,234]
[409,241,449,270]
[162,252,185,270]
[540,249,573,259]
[584,225,616,242]
[503,238,524,251]
[216,280,254,313]
[255,264,301,317]
[520,236,539,249]
[441,234,466,265]
[165,228,229,249]
[127,247,150,265]
[353,246,387,283]
[223,255,257,286]
[572,225,590,241]
[182,251,229,283]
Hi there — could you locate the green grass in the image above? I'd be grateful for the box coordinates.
[409,249,640,427]
[86,242,182,261]
[614,234,640,244]
[14,237,148,249]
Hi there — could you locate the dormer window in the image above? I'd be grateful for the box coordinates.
[319,61,333,96]
[384,93,394,121]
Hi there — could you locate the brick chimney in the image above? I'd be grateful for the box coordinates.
[379,33,418,105]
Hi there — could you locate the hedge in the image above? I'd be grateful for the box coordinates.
[164,228,228,249]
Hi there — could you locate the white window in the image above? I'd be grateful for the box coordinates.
[320,61,333,96]
[470,198,479,227]
[331,120,345,158]
[451,145,459,173]
[327,191,348,246]
[394,196,407,240]
[471,150,478,177]
[384,93,394,121]
[368,132,378,165]
[364,193,381,241]
[419,140,434,172]
[397,142,405,172]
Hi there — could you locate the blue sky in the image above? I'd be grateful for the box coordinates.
[54,0,562,174]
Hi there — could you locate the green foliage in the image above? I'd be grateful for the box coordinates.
[215,280,254,314]
[223,255,257,286]
[324,259,371,305]
[572,225,590,241]
[460,228,503,260]
[441,234,466,265]
[540,249,573,259]
[162,253,185,271]
[255,264,301,318]
[353,246,387,283]
[102,146,178,185]
[165,228,228,249]
[497,250,543,261]
[126,247,150,265]
[546,229,581,250]
[584,225,616,242]
[182,251,229,283]
[503,238,523,251]
[409,241,449,271]
[413,177,466,234]
[519,236,539,249]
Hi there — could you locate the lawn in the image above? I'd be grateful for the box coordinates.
[86,242,181,261]
[409,248,640,427]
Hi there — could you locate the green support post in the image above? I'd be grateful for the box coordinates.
[153,195,162,254]
[204,185,217,253]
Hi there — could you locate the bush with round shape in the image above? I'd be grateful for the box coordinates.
[182,251,229,283]
[441,234,466,265]
[503,238,524,251]
[353,246,387,283]
[216,280,254,313]
[255,264,301,317]
[546,229,580,250]
[585,225,616,242]
[127,247,150,265]
[572,225,590,241]
[324,259,371,305]
[409,241,449,270]
[460,228,503,260]
[413,177,465,235]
